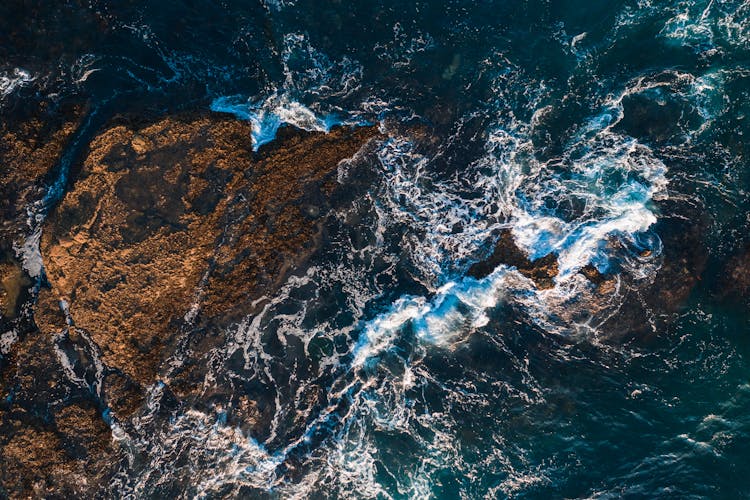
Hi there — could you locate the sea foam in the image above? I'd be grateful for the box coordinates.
[211,93,343,150]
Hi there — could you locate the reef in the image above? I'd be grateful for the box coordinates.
[0,101,84,260]
[0,105,723,497]
[0,106,381,497]
[596,198,710,339]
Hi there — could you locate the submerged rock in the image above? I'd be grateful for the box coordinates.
[466,198,709,340]
[594,198,710,339]
[718,246,750,305]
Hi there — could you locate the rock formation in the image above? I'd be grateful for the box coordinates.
[466,197,709,339]
[0,107,381,497]
[39,114,379,389]
[718,245,750,306]
[467,229,559,289]
[0,102,717,495]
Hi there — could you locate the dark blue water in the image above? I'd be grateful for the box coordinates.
[2,0,750,497]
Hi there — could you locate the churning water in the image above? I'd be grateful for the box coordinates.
[2,0,750,497]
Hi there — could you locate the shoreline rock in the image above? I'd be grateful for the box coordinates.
[466,198,709,340]
[38,112,381,398]
[0,107,382,497]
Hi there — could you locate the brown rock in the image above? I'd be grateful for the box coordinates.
[0,261,31,318]
[1,430,74,497]
[0,102,109,497]
[55,402,113,461]
[718,246,750,305]
[468,229,559,289]
[645,200,708,313]
[0,403,113,498]
[37,114,381,403]
[594,199,709,339]
[0,305,116,498]
[0,111,381,496]
[0,101,84,253]
[577,263,618,296]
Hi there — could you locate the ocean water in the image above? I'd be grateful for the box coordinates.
[2,0,750,497]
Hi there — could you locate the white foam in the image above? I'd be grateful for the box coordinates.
[14,227,44,278]
[211,93,342,151]
[661,5,715,51]
[350,266,516,359]
[0,329,18,355]
[352,296,426,369]
[0,68,33,99]
[508,134,668,280]
[373,82,668,290]
[211,32,365,150]
[659,0,750,54]
[374,23,436,70]
[262,0,297,11]
[411,271,507,345]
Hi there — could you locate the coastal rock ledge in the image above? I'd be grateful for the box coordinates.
[0,110,380,497]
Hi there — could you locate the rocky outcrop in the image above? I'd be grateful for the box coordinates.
[0,323,115,498]
[468,230,559,289]
[0,108,381,497]
[591,199,709,339]
[0,103,715,495]
[0,101,96,498]
[648,200,709,312]
[467,198,709,340]
[0,101,84,252]
[37,114,380,403]
[0,100,85,380]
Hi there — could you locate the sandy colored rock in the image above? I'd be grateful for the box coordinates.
[0,403,113,498]
[465,209,707,339]
[37,114,381,398]
[592,199,709,339]
[0,297,116,498]
[0,103,81,183]
[0,102,84,254]
[0,112,380,497]
[0,262,31,319]
[0,104,95,500]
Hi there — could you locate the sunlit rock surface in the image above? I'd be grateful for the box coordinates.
[0,108,380,496]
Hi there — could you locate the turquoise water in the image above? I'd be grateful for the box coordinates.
[2,0,750,497]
